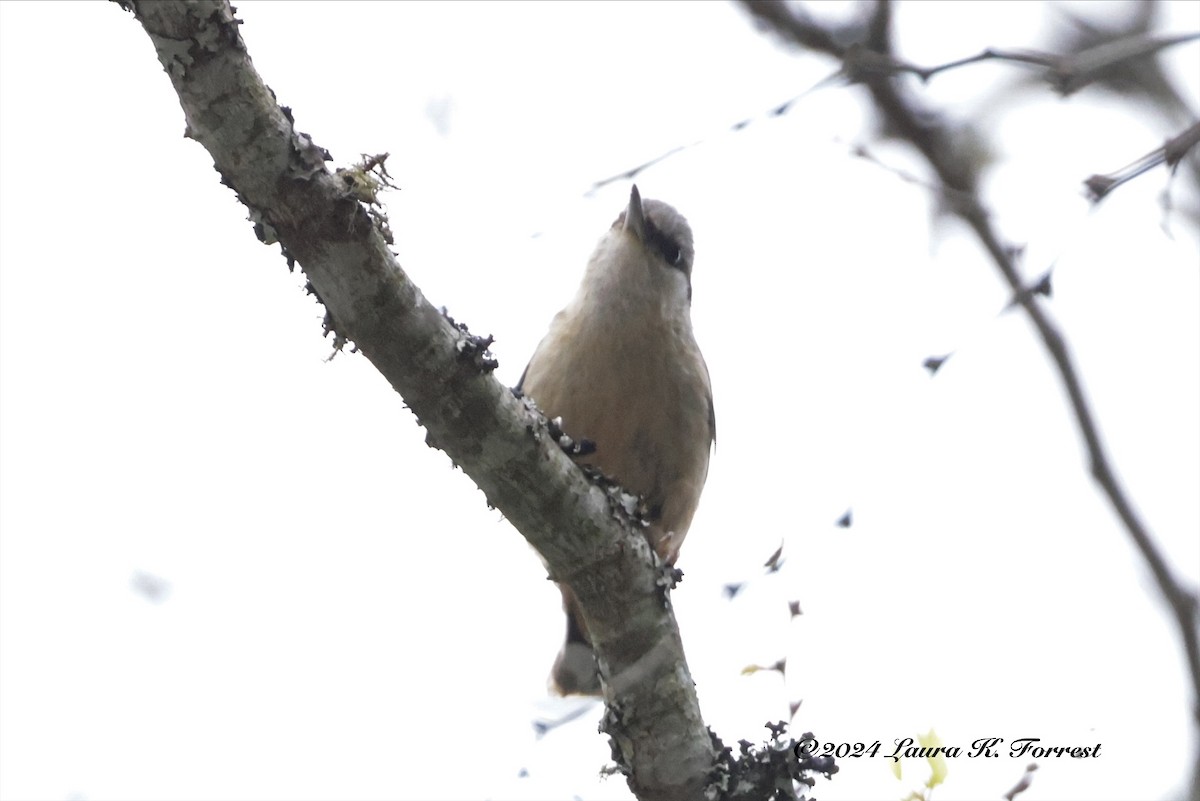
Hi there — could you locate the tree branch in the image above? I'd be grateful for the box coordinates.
[743,0,1200,773]
[1084,120,1200,201]
[857,31,1200,90]
[122,2,713,798]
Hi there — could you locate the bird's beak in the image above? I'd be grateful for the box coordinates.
[623,185,646,242]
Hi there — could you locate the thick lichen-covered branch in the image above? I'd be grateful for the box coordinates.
[122,2,714,798]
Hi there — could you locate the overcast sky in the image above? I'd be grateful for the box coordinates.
[2,2,1198,800]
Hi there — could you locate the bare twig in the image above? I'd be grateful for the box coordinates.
[743,0,1200,764]
[913,47,1061,81]
[592,7,1197,198]
[587,144,690,195]
[885,32,1200,91]
[1050,29,1200,95]
[1084,120,1200,201]
[741,0,848,56]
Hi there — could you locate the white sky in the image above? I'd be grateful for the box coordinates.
[1,2,1198,800]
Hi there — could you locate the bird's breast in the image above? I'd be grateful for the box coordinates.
[521,303,712,540]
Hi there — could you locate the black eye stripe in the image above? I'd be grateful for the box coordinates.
[645,223,687,271]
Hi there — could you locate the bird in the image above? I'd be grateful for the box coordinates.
[517,185,715,695]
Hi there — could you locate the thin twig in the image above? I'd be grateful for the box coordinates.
[893,32,1200,92]
[587,145,690,195]
[1085,120,1200,201]
[741,0,1200,741]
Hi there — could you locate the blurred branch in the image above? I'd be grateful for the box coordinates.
[742,0,847,56]
[1085,120,1200,201]
[588,144,690,195]
[874,31,1200,92]
[742,0,1200,781]
[587,1,855,194]
[602,4,1198,196]
[745,0,1200,97]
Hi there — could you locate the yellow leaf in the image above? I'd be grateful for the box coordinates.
[918,729,948,789]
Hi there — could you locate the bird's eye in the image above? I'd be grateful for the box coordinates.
[645,221,686,271]
[657,238,684,269]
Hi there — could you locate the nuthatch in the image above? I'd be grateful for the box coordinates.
[517,186,715,694]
